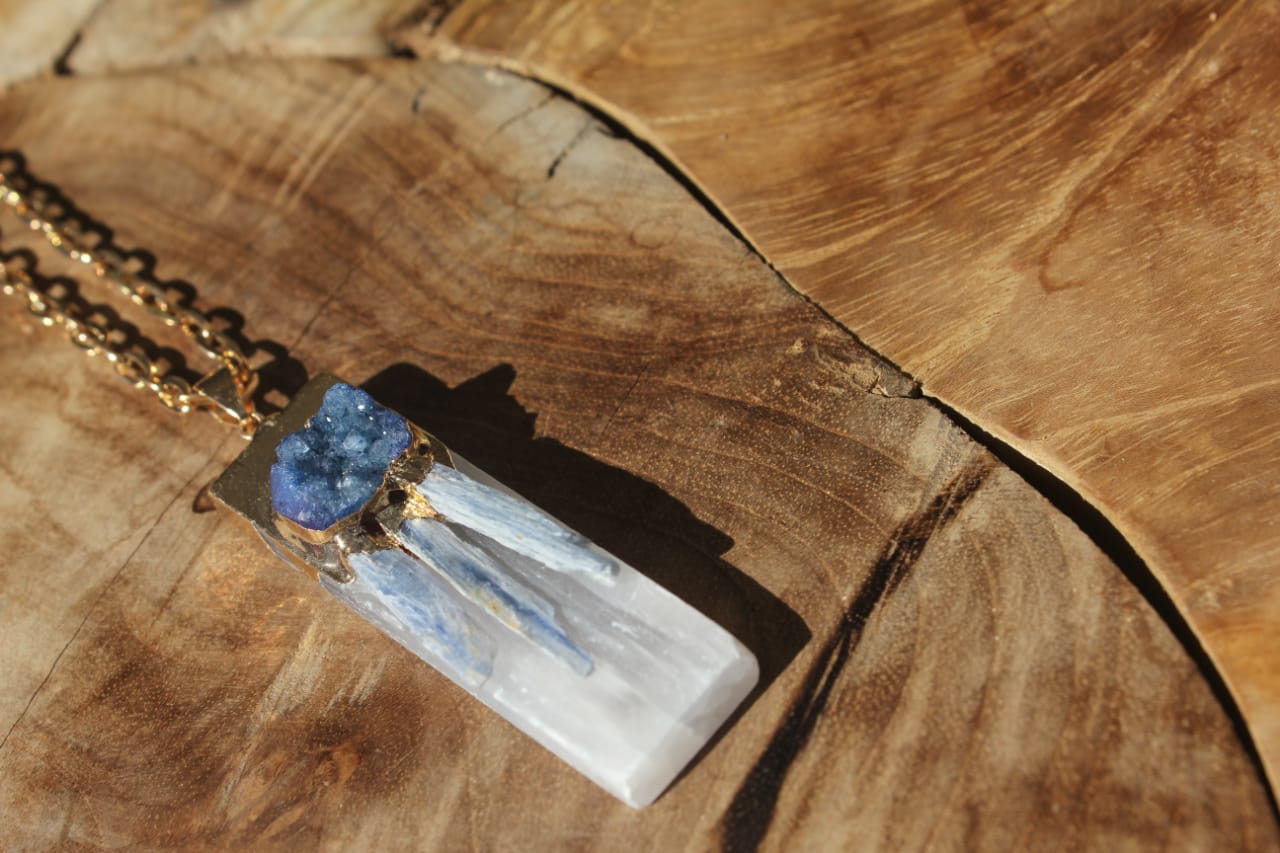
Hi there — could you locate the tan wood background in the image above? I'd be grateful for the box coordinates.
[401,0,1280,796]
[0,2,1275,850]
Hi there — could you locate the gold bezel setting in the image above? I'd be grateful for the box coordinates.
[211,373,454,585]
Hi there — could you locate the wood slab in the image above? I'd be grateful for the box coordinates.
[0,58,1274,848]
[0,0,444,86]
[65,0,439,76]
[0,0,97,85]
[400,0,1280,790]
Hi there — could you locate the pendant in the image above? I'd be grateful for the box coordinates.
[210,374,758,807]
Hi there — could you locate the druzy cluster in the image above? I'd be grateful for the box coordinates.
[269,383,411,530]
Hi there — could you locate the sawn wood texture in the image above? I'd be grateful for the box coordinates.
[0,58,1274,849]
[0,0,97,85]
[0,0,440,87]
[66,0,438,76]
[404,0,1280,791]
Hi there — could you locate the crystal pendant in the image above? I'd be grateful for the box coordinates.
[211,374,758,807]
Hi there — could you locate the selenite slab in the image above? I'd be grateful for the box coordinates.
[332,455,757,806]
[211,374,759,808]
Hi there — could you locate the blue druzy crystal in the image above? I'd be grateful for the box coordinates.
[270,383,411,531]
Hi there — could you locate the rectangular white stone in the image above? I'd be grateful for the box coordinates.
[325,454,758,807]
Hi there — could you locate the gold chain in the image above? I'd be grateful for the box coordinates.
[0,170,261,436]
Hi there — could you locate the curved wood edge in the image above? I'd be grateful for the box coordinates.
[397,1,1280,796]
[0,57,1274,846]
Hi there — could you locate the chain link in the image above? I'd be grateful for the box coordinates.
[0,170,260,434]
[0,260,201,411]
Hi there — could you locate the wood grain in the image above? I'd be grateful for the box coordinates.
[0,0,432,86]
[0,58,1274,848]
[401,0,1280,790]
[0,0,97,85]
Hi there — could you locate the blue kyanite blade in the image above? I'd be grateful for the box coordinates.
[269,382,412,530]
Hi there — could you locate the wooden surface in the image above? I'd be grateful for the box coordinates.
[400,0,1280,792]
[66,0,437,75]
[0,55,1275,849]
[0,0,442,86]
[0,0,97,84]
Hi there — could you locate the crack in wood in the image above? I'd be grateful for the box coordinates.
[930,394,1279,818]
[0,441,228,759]
[720,456,994,851]
[546,119,594,180]
[1,49,1275,845]
[391,53,1268,808]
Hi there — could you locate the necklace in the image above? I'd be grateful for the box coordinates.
[0,161,758,808]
